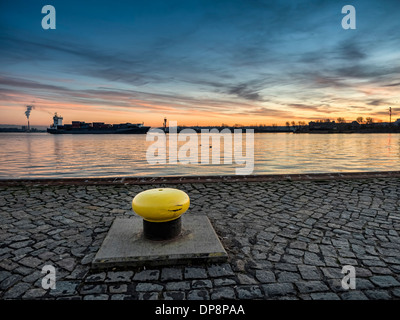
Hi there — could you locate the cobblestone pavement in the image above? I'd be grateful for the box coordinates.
[0,177,399,300]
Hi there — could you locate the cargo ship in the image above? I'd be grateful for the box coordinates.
[47,113,151,134]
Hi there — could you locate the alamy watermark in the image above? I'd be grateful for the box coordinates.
[41,265,56,290]
[41,5,56,30]
[341,265,356,290]
[341,5,356,30]
[146,121,254,175]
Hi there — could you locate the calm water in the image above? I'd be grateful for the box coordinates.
[0,132,399,179]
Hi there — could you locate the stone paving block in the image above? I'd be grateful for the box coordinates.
[277,271,301,282]
[235,285,263,299]
[160,268,183,281]
[3,282,31,299]
[340,291,369,300]
[165,281,191,291]
[370,276,400,288]
[14,266,33,276]
[38,251,56,261]
[324,257,340,267]
[237,274,258,285]
[320,245,338,257]
[207,263,235,277]
[281,254,303,264]
[79,284,107,295]
[298,265,321,280]
[192,279,213,289]
[310,292,340,300]
[369,267,393,275]
[18,257,42,269]
[275,263,297,272]
[355,267,373,278]
[0,274,23,291]
[262,283,296,298]
[321,267,342,279]
[135,283,163,292]
[81,253,96,265]
[163,291,186,300]
[83,294,109,300]
[255,270,276,283]
[13,247,34,258]
[106,271,134,282]
[55,257,76,272]
[65,265,89,280]
[362,259,387,267]
[49,281,79,296]
[304,252,325,266]
[184,267,208,280]
[355,278,374,290]
[187,289,210,300]
[110,294,130,300]
[231,259,246,272]
[133,270,159,281]
[326,279,346,292]
[109,284,128,294]
[211,287,236,300]
[290,241,308,250]
[267,253,281,262]
[364,290,392,300]
[10,240,35,249]
[308,243,320,253]
[295,281,329,294]
[21,270,42,284]
[287,248,305,256]
[392,288,400,298]
[214,278,236,286]
[85,272,106,283]
[21,288,48,299]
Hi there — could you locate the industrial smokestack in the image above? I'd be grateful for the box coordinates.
[25,105,34,131]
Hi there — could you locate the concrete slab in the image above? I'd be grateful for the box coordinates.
[92,215,228,269]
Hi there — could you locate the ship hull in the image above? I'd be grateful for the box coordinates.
[47,127,151,134]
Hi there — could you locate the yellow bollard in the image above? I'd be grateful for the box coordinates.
[132,188,190,240]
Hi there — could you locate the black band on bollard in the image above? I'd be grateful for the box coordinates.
[143,217,182,241]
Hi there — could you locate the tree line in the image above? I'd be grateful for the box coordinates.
[285,117,377,128]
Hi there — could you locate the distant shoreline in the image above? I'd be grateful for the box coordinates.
[1,130,400,134]
[0,128,46,133]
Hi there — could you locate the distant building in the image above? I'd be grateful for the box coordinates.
[308,121,338,131]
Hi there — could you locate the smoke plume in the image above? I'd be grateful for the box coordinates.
[25,105,34,119]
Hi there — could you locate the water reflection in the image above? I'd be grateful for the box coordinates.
[0,132,399,178]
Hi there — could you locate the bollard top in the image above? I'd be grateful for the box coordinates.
[132,188,190,222]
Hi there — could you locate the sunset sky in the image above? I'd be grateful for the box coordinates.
[0,0,399,127]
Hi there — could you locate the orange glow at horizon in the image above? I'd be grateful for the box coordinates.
[0,91,392,128]
[0,105,389,128]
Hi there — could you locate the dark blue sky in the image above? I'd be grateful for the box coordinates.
[1,0,399,126]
